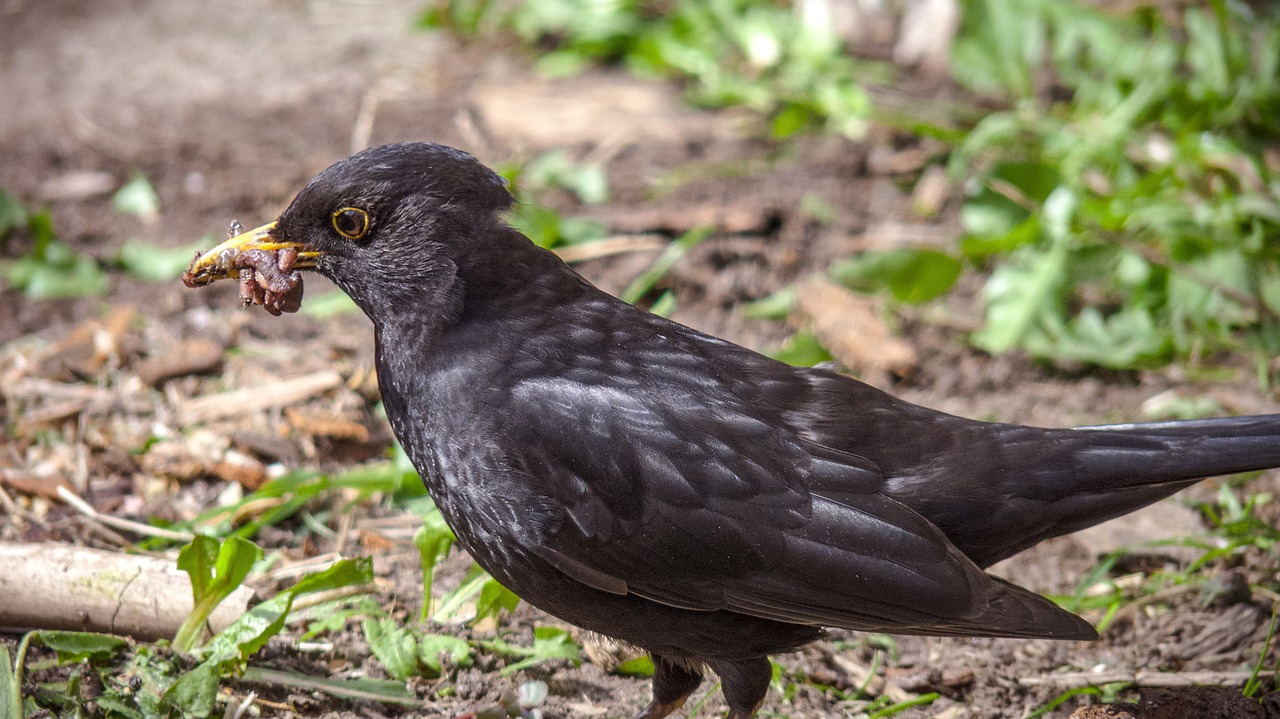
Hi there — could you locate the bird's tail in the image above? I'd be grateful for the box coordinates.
[1073,413,1280,484]
[943,413,1280,567]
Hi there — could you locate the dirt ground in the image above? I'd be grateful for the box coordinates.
[2,1,1278,717]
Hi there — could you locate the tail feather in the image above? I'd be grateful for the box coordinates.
[1076,413,1280,483]
[926,414,1280,568]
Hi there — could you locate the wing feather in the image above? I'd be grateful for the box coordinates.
[503,374,1000,632]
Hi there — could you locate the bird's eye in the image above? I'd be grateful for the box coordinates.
[331,207,370,240]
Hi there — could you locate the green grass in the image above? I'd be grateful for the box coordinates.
[0,191,108,300]
[7,552,376,719]
[421,0,876,138]
[422,0,1280,373]
[949,0,1280,370]
[1056,480,1278,641]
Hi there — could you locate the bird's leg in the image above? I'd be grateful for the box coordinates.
[632,654,704,719]
[707,657,772,719]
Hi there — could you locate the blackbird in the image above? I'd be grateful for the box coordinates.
[185,143,1280,719]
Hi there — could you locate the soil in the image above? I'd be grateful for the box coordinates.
[1,1,1278,718]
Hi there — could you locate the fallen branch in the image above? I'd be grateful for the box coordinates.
[178,370,343,424]
[57,486,195,542]
[1018,670,1257,689]
[0,542,253,641]
[553,234,667,264]
[0,469,73,500]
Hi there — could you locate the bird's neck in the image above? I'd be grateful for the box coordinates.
[448,227,594,331]
[456,226,576,299]
[369,229,582,358]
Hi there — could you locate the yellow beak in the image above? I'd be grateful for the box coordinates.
[181,221,322,287]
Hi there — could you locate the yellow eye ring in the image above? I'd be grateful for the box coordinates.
[331,207,370,240]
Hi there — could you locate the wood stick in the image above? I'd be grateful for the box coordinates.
[57,486,195,542]
[179,370,343,424]
[1018,670,1257,689]
[553,235,667,263]
[0,542,253,641]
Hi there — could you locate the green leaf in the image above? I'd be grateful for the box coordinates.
[949,0,1045,98]
[433,563,490,624]
[647,289,678,318]
[10,252,109,299]
[614,654,655,676]
[117,239,209,282]
[890,253,961,304]
[771,104,814,138]
[102,644,182,719]
[363,618,420,681]
[212,537,259,598]
[0,645,20,719]
[289,556,373,596]
[992,160,1061,204]
[160,661,219,719]
[569,165,609,205]
[971,243,1066,355]
[1025,305,1171,368]
[830,249,962,304]
[363,618,472,680]
[174,536,262,652]
[197,590,290,667]
[506,204,606,249]
[620,226,712,305]
[0,189,27,236]
[413,511,455,621]
[111,172,160,221]
[95,695,150,719]
[960,188,1030,239]
[475,576,521,621]
[1040,185,1078,241]
[739,288,795,320]
[302,596,385,640]
[534,49,592,78]
[557,215,608,245]
[1261,275,1280,317]
[187,556,372,694]
[30,631,127,663]
[523,150,609,204]
[177,535,219,603]
[769,331,833,367]
[240,666,419,705]
[2,207,109,299]
[972,187,1077,355]
[961,215,1040,258]
[497,626,581,676]
[417,633,473,674]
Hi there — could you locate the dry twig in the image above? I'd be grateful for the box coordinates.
[178,370,343,424]
[1018,670,1258,689]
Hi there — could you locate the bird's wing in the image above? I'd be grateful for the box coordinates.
[502,374,1043,634]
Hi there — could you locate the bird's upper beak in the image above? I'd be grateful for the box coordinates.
[181,221,322,287]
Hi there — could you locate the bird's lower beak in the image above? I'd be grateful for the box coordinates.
[181,221,322,287]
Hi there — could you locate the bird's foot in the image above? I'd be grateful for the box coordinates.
[631,697,687,719]
[725,702,764,719]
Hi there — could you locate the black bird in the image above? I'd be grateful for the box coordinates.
[185,143,1280,719]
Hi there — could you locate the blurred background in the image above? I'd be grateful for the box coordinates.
[1,1,1278,717]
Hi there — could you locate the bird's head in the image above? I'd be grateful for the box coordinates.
[183,143,515,323]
